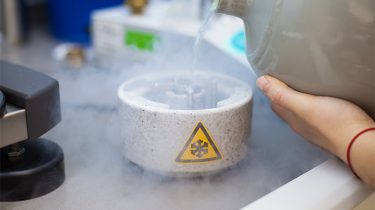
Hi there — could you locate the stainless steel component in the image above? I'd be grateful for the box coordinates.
[2,0,25,45]
[0,0,4,35]
[0,104,28,148]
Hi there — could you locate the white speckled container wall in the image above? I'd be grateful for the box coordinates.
[118,74,253,176]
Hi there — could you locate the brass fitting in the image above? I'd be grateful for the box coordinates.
[66,46,86,69]
[127,0,148,15]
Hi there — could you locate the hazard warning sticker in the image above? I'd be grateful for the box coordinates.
[175,122,222,163]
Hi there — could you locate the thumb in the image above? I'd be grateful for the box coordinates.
[256,75,313,115]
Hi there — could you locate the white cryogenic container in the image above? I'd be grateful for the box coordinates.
[117,72,253,176]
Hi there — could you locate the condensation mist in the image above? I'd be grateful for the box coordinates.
[0,15,330,210]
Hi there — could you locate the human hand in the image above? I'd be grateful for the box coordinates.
[256,75,375,182]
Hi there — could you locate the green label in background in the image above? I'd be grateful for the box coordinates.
[125,30,159,51]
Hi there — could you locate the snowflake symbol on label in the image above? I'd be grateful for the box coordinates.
[191,139,209,158]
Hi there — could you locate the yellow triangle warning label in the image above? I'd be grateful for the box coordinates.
[176,122,222,163]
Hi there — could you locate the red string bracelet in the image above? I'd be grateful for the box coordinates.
[346,127,375,179]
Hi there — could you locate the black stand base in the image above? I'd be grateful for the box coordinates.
[0,139,65,201]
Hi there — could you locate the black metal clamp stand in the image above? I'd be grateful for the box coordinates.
[0,61,65,201]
